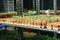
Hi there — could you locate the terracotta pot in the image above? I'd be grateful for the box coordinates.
[49,13,54,15]
[58,20,60,22]
[36,23,42,27]
[27,22,31,25]
[46,23,53,28]
[2,20,6,22]
[57,12,60,15]
[42,23,46,27]
[34,22,37,26]
[53,24,59,28]
[54,19,58,22]
[22,22,25,25]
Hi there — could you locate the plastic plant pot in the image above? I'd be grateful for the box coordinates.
[53,24,59,30]
[53,22,60,30]
[57,18,60,22]
[0,19,5,22]
[30,20,34,26]
[27,22,31,26]
[32,22,35,27]
[5,16,8,18]
[6,20,10,22]
[21,21,25,25]
[42,23,46,28]
[36,22,42,28]
[7,15,12,18]
[19,19,22,25]
[2,19,6,22]
[9,15,11,18]
[13,20,17,24]
[30,22,34,26]
[41,20,47,28]
[11,20,16,23]
[58,20,60,22]
[10,20,15,22]
[0,19,3,22]
[58,25,60,29]
[46,23,53,29]
[33,22,37,27]
[0,19,1,21]
[49,12,54,15]
[35,20,41,28]
[57,12,60,15]
[54,19,58,22]
[11,15,13,17]
[24,22,28,26]
[39,23,42,28]
[17,21,20,24]
[23,21,25,25]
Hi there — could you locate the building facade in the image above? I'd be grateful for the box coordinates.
[24,0,60,10]
[0,0,4,12]
[4,0,15,12]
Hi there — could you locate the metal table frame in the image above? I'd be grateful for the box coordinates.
[0,22,58,40]
[17,27,57,40]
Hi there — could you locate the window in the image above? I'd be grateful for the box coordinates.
[9,9,14,11]
[9,0,13,1]
[5,10,8,11]
[9,6,14,10]
[8,4,14,6]
[9,2,13,4]
[5,0,7,1]
[5,6,8,8]
[4,4,8,6]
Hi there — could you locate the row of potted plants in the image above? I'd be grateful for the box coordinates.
[0,15,60,30]
[0,12,17,18]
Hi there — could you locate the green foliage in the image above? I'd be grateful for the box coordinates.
[0,30,59,40]
[23,12,36,16]
[25,35,59,40]
[0,30,18,40]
